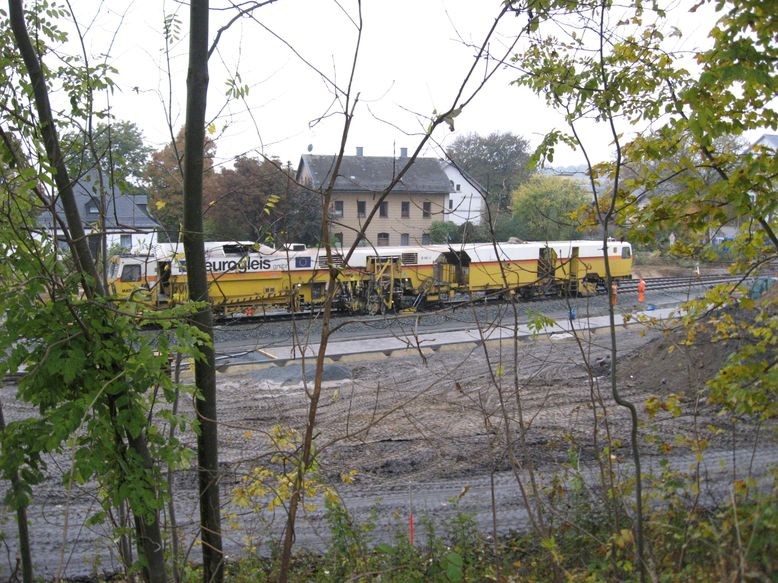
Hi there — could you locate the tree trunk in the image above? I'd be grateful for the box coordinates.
[183,2,224,582]
[7,0,103,297]
[8,2,168,580]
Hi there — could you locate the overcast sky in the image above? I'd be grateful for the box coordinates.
[70,0,722,170]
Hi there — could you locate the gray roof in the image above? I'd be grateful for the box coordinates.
[38,173,159,231]
[299,154,450,194]
[754,133,778,150]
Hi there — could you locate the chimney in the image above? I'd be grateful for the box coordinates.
[356,146,363,156]
[400,147,408,158]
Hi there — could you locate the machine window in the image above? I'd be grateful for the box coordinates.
[121,264,142,282]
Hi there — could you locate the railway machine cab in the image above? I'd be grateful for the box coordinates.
[550,239,633,295]
[108,254,159,303]
[431,249,470,302]
[608,240,633,281]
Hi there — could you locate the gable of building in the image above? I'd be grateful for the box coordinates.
[753,133,778,151]
[439,159,487,225]
[38,173,160,232]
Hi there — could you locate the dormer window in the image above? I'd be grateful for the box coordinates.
[86,202,99,216]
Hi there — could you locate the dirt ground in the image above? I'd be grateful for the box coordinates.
[2,286,775,580]
[212,315,768,492]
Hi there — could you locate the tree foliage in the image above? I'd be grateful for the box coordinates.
[446,132,532,212]
[144,126,215,242]
[429,216,525,244]
[428,220,461,244]
[620,134,746,253]
[511,174,589,241]
[62,120,152,193]
[0,251,201,518]
[513,0,778,577]
[1,2,206,580]
[204,156,321,245]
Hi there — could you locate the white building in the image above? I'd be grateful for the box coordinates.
[439,159,487,226]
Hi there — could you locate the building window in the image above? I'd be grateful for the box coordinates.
[377,232,390,246]
[401,201,410,218]
[400,233,410,246]
[333,232,343,246]
[456,184,461,191]
[357,200,366,218]
[120,234,132,249]
[86,202,99,216]
[421,233,431,245]
[423,202,431,218]
[332,200,344,219]
[448,200,453,210]
[379,201,388,218]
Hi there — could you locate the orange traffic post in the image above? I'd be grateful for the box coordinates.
[610,281,618,306]
[637,278,646,303]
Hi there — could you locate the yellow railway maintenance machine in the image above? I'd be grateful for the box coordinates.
[108,239,634,316]
[109,243,371,317]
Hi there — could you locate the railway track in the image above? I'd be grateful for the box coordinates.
[616,274,748,293]
[205,274,754,368]
[213,273,751,330]
[1,275,753,383]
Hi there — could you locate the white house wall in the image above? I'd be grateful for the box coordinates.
[440,162,485,226]
[105,231,159,254]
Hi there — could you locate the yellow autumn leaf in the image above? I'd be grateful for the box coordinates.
[155,200,166,210]
[615,528,634,549]
[340,469,357,484]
